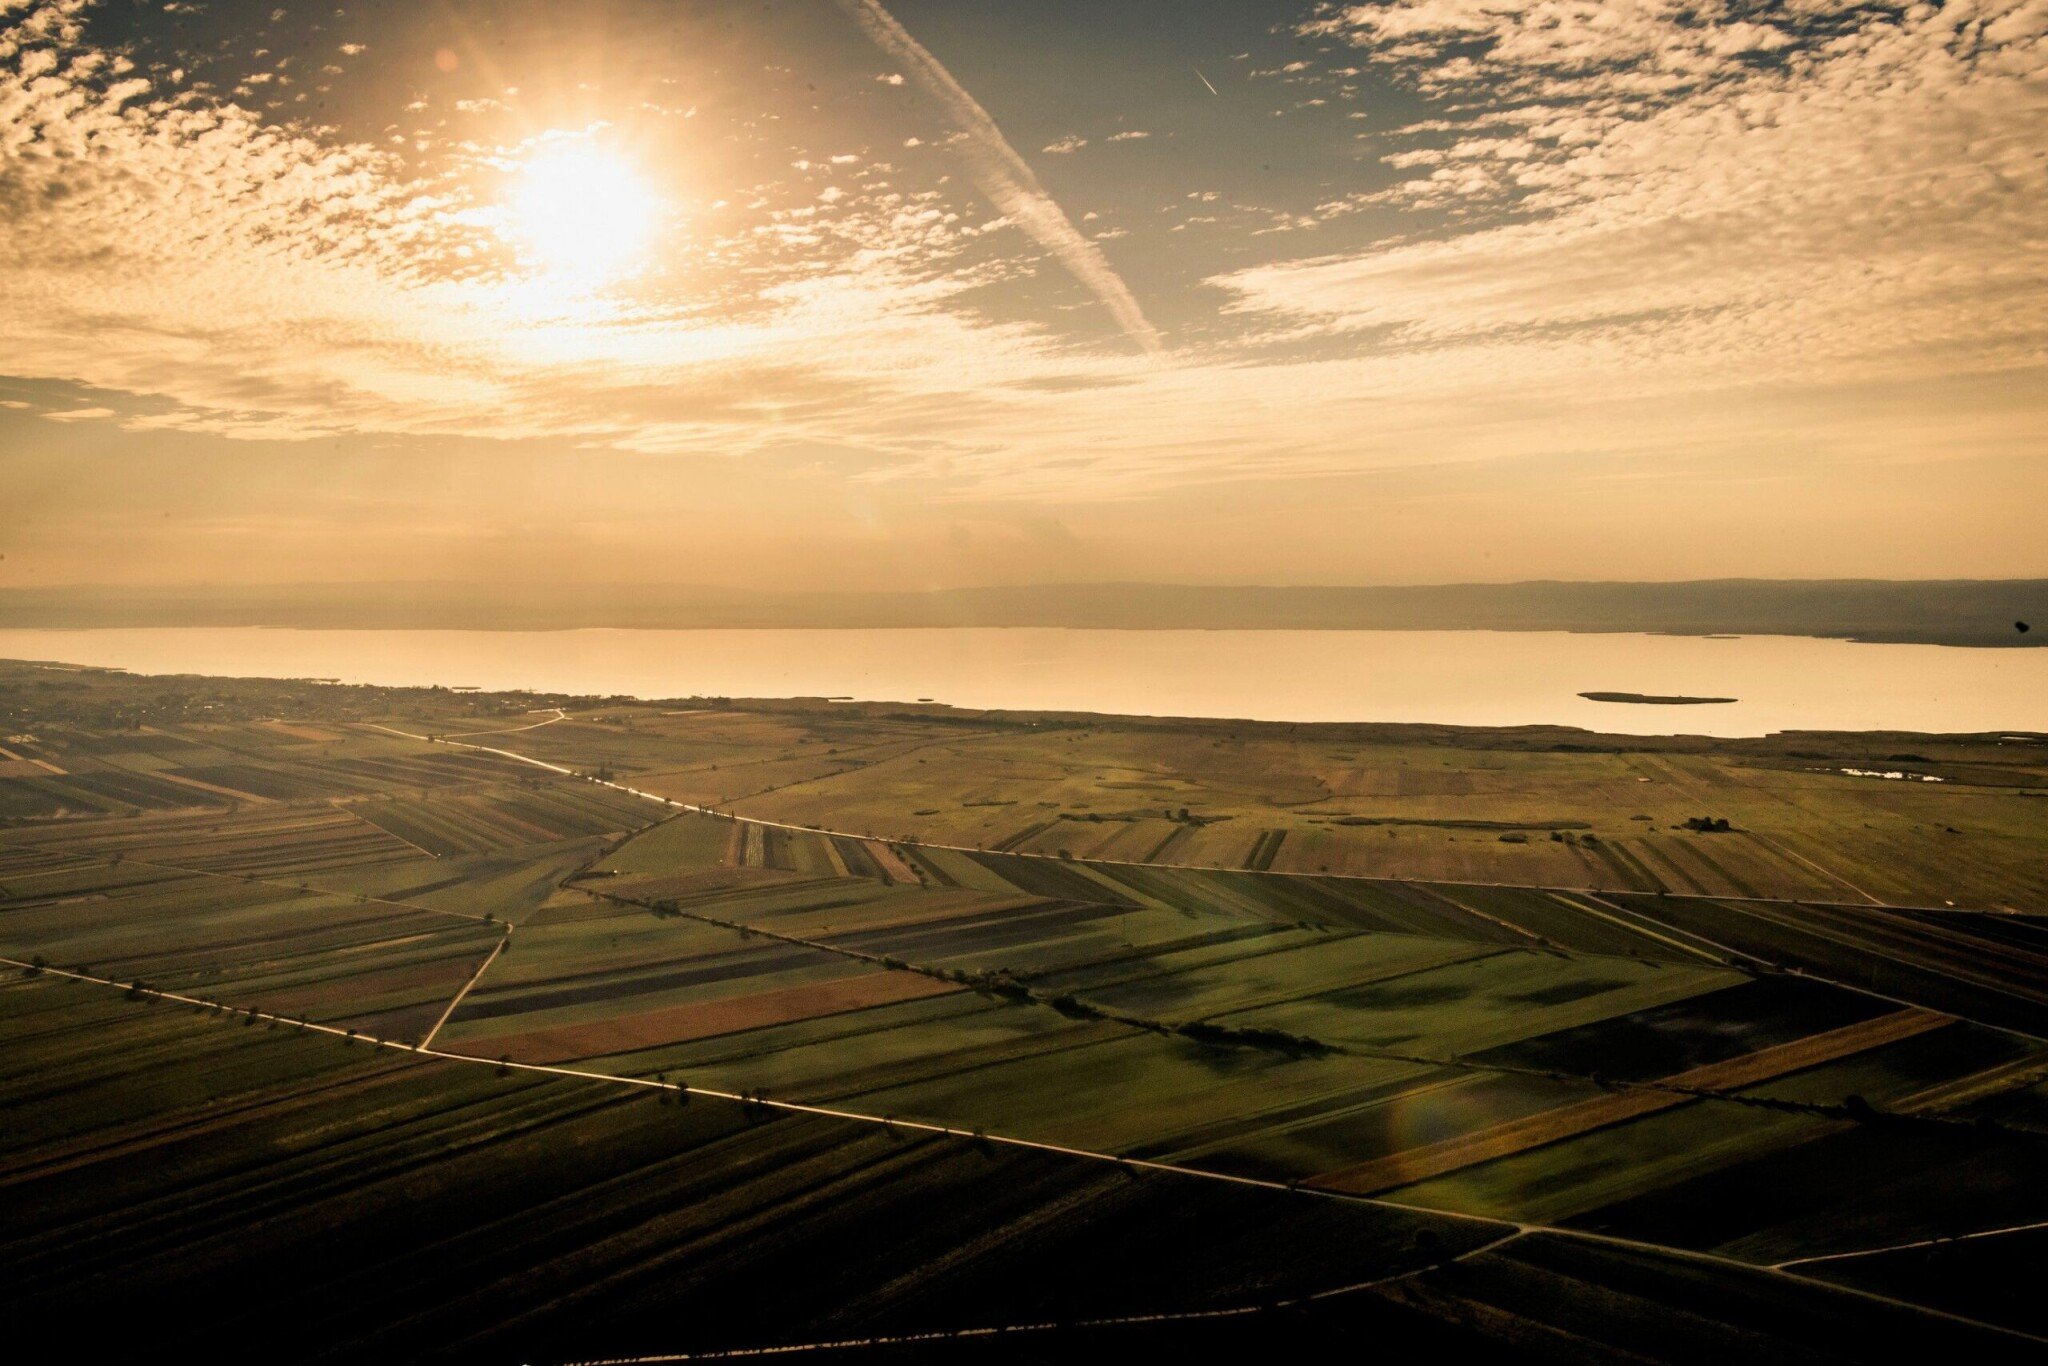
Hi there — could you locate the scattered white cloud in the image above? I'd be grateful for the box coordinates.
[1222,1,2048,401]
[0,0,2041,518]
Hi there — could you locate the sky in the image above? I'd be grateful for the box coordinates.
[1,0,2043,591]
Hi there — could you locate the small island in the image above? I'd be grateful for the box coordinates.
[1580,690,1739,706]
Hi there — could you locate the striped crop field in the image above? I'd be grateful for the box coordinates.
[6,669,2048,1354]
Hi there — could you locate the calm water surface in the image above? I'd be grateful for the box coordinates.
[1,627,2042,737]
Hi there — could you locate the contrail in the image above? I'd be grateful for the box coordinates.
[834,0,1163,355]
[1194,67,1219,96]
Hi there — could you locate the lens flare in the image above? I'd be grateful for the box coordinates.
[506,144,658,286]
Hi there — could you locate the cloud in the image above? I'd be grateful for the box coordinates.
[1226,1,2048,393]
[1041,135,1087,154]
[0,3,1175,479]
[829,0,1162,354]
[0,0,2041,524]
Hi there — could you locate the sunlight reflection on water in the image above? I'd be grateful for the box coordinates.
[0,626,2042,737]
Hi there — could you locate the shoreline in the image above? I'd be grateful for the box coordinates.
[5,653,2045,746]
[0,619,2040,649]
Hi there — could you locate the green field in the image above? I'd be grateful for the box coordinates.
[4,659,2046,1358]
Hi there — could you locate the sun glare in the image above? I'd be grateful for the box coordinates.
[506,144,659,285]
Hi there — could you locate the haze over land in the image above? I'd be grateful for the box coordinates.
[2,578,2042,647]
[2,1,2044,593]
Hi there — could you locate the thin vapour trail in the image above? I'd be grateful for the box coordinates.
[834,0,1165,355]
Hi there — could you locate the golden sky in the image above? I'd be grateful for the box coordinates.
[1,0,2043,589]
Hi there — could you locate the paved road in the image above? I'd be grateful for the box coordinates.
[554,1229,1530,1365]
[419,928,512,1049]
[433,708,570,741]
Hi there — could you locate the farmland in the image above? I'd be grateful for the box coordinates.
[3,658,2047,1358]
[427,695,2048,912]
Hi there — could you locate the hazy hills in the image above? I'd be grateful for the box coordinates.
[0,579,2040,646]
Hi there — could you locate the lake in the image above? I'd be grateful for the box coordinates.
[0,626,2042,737]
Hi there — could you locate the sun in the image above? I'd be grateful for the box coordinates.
[506,144,659,285]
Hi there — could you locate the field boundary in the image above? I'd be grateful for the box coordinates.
[554,1229,1528,1364]
[8,952,2041,1351]
[358,721,2025,918]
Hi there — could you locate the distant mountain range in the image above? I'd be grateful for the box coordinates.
[0,579,2040,647]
